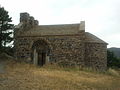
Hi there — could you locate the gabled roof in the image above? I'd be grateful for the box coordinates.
[85,32,107,44]
[22,24,80,36]
[16,21,107,44]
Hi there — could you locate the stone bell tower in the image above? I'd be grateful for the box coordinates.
[20,12,39,29]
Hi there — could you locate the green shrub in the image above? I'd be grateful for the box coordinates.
[107,50,120,68]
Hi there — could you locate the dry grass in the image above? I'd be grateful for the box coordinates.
[0,60,120,90]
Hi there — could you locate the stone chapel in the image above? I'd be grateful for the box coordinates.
[14,12,108,70]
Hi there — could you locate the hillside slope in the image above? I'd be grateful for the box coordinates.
[0,60,120,90]
[108,47,120,58]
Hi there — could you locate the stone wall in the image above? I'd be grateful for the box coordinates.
[47,36,85,66]
[14,37,32,62]
[15,35,85,66]
[84,43,107,70]
[14,34,107,70]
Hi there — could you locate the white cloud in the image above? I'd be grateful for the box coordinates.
[1,0,120,47]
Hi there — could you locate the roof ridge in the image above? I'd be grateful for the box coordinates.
[39,23,80,26]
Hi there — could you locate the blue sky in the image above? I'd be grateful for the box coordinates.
[1,0,120,48]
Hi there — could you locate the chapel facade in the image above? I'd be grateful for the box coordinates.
[14,12,107,70]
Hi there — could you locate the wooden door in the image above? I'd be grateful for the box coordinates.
[38,52,46,66]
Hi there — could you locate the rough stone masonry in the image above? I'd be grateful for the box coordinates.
[14,12,108,70]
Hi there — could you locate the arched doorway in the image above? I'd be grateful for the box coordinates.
[32,40,50,66]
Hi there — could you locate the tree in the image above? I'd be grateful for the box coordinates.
[0,6,14,52]
[107,50,120,68]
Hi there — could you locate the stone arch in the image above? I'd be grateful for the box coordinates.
[31,39,51,66]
